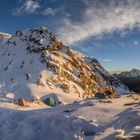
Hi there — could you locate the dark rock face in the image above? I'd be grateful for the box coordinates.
[114,70,140,93]
[94,90,118,99]
[120,77,140,92]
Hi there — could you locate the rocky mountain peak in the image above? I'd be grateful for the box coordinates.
[0,27,129,103]
[0,32,11,38]
[117,68,140,78]
[131,68,140,73]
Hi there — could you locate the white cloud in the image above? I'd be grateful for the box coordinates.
[58,0,140,45]
[13,0,40,15]
[43,7,62,16]
[134,41,138,45]
[43,8,56,16]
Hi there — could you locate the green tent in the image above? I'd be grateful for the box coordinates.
[43,97,56,106]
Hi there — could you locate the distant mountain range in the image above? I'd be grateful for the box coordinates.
[114,69,140,92]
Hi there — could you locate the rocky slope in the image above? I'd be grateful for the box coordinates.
[0,27,129,104]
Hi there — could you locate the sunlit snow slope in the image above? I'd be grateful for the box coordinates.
[0,27,129,104]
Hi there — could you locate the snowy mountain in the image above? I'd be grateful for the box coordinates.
[0,32,11,44]
[0,27,129,104]
[116,69,140,78]
[114,69,140,92]
[0,32,11,38]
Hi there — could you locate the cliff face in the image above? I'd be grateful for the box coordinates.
[0,27,129,102]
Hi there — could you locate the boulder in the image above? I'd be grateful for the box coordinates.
[105,90,115,98]
[95,90,118,99]
[94,92,106,99]
[18,98,28,107]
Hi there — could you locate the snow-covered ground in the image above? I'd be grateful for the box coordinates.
[0,94,139,140]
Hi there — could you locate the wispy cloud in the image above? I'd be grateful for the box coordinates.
[43,8,56,16]
[99,58,113,62]
[13,0,40,15]
[57,0,140,45]
[134,40,139,45]
[43,7,63,16]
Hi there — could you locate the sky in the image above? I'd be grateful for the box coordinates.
[0,0,140,72]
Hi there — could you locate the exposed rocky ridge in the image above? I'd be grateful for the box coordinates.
[0,27,129,103]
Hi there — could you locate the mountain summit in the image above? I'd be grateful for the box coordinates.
[0,32,11,38]
[116,69,140,78]
[0,27,129,103]
[0,32,11,44]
